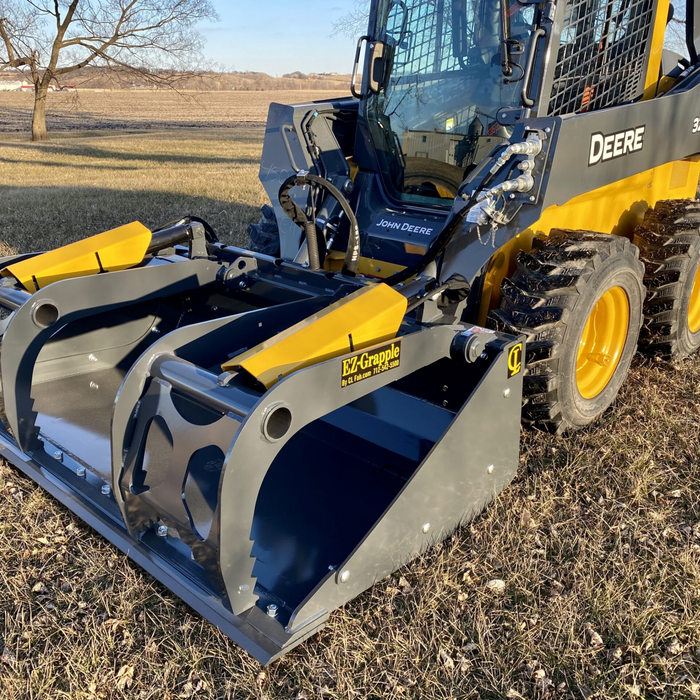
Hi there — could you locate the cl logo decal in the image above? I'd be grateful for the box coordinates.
[508,343,523,379]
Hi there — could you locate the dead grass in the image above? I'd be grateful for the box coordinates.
[0,90,343,133]
[0,130,264,255]
[1,128,700,700]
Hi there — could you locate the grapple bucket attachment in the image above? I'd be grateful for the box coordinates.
[0,223,524,663]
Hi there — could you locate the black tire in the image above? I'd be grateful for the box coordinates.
[633,199,700,358]
[489,230,645,434]
[403,157,465,198]
[247,203,280,257]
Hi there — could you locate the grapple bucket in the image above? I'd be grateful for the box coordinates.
[0,222,524,663]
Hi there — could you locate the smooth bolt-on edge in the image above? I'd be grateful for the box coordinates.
[101,484,111,496]
[422,522,431,534]
[340,570,351,583]
[267,604,279,617]
[487,464,495,474]
[157,525,169,538]
[76,467,86,478]
[503,388,511,398]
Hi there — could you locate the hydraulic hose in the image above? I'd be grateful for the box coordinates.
[384,202,475,287]
[279,173,360,275]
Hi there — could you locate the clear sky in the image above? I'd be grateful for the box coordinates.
[199,1,362,76]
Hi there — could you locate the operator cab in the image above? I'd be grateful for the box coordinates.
[257,0,543,278]
[363,0,537,206]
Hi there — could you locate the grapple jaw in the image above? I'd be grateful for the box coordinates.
[0,225,524,663]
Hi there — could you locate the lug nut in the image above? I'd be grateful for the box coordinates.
[157,525,168,538]
[267,603,279,618]
[76,467,86,479]
[101,484,111,496]
[53,450,63,462]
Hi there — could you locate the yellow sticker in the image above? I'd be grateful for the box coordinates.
[508,343,523,379]
[446,118,455,132]
[341,341,401,388]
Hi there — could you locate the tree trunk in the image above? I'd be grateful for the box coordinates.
[31,86,49,142]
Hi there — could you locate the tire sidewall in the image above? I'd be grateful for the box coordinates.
[556,255,644,429]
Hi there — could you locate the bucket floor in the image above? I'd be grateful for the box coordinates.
[33,368,126,481]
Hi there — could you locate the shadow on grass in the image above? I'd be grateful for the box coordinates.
[0,185,263,252]
[2,142,260,166]
[0,155,140,171]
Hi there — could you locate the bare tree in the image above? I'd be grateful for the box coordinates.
[665,3,688,58]
[332,0,370,39]
[0,0,218,141]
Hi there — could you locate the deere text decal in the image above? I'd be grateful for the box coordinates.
[342,341,401,388]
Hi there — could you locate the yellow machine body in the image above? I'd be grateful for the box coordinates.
[2,222,152,293]
[223,283,408,388]
[477,157,700,324]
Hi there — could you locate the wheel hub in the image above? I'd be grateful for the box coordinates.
[576,286,630,400]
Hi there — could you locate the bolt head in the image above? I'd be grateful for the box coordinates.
[53,450,63,462]
[267,603,279,617]
[88,354,98,363]
[422,522,431,534]
[157,525,168,538]
[89,381,99,390]
[101,484,111,496]
[509,194,516,200]
[238,280,247,289]
[545,127,551,133]
[480,352,488,361]
[529,196,536,202]
[503,388,512,398]
[487,464,495,474]
[340,570,351,583]
[76,467,86,478]
[238,584,250,593]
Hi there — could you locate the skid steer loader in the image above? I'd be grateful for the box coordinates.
[2,0,700,664]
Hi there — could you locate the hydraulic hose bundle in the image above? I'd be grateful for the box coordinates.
[278,172,360,275]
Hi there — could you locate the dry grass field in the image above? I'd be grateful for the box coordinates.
[0,90,341,133]
[0,94,699,699]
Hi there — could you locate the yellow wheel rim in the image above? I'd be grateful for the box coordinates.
[576,286,630,400]
[689,265,700,334]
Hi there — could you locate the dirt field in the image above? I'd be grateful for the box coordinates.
[0,90,345,133]
[0,127,699,699]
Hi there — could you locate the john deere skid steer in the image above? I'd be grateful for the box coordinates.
[3,0,700,663]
